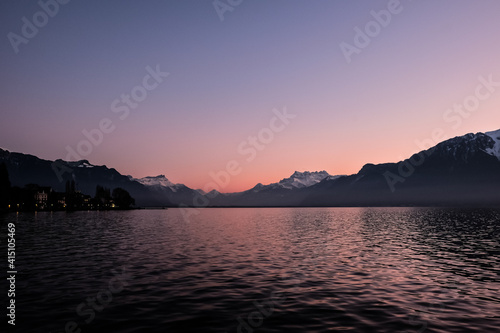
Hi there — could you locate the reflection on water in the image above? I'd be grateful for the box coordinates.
[2,207,499,332]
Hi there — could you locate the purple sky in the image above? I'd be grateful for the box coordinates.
[1,0,500,192]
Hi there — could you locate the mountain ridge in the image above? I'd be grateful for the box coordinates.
[1,128,499,207]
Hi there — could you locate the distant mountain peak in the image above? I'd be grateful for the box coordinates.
[249,170,332,192]
[426,130,500,164]
[485,128,500,160]
[324,175,345,181]
[277,170,331,189]
[249,183,265,192]
[145,174,168,180]
[132,175,176,189]
[66,160,95,168]
[195,188,221,196]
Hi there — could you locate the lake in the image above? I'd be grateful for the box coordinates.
[2,207,500,332]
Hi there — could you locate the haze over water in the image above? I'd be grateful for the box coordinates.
[5,207,500,332]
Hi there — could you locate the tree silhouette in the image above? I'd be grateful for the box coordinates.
[65,180,77,210]
[112,187,135,209]
[95,185,111,205]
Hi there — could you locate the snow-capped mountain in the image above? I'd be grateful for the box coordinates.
[302,129,500,206]
[485,129,500,160]
[426,131,499,164]
[250,170,335,192]
[66,160,95,168]
[129,174,203,205]
[1,128,499,207]
[131,175,179,191]
[278,171,332,189]
[0,149,170,206]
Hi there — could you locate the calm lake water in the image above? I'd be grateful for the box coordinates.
[2,208,500,332]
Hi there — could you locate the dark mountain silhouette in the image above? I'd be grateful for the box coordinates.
[0,149,170,207]
[1,129,499,207]
[298,130,500,206]
[206,129,500,207]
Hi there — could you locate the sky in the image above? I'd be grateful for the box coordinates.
[1,0,500,192]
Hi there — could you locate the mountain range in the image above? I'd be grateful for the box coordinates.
[1,129,499,207]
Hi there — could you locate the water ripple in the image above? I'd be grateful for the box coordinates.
[1,207,499,332]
